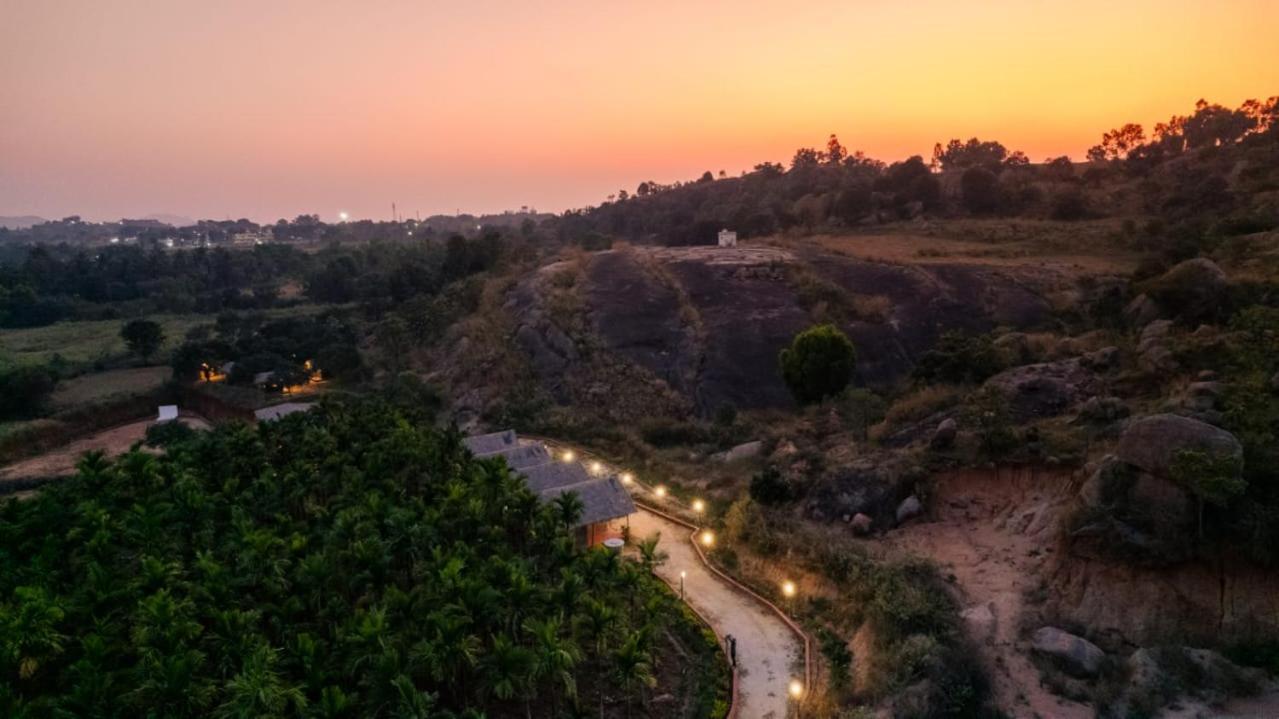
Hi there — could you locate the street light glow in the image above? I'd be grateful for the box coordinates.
[338,211,349,222]
[692,499,705,513]
[789,679,804,699]
[561,450,575,462]
[654,486,667,499]
[700,530,715,547]
[782,580,796,598]
[620,472,634,484]
[590,460,603,474]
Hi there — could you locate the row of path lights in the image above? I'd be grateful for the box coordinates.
[564,445,805,717]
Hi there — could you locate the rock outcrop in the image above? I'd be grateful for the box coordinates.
[1115,413,1242,479]
[983,359,1100,421]
[1030,626,1105,678]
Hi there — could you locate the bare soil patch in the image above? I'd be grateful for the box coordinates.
[0,415,211,483]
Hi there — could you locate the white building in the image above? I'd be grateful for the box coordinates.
[717,229,738,248]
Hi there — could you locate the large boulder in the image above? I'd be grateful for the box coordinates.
[1031,626,1106,677]
[1124,293,1162,326]
[929,418,957,450]
[983,359,1100,421]
[714,440,763,463]
[896,495,923,524]
[1116,413,1243,480]
[1142,258,1230,322]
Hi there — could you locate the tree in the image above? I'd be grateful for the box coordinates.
[1170,448,1247,539]
[749,466,794,506]
[1087,123,1145,162]
[960,167,1002,214]
[121,319,165,362]
[779,324,857,404]
[932,138,1009,171]
[0,364,57,420]
[825,134,847,165]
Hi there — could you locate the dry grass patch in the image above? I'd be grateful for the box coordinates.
[50,366,172,411]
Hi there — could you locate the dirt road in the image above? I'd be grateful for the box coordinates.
[629,508,803,719]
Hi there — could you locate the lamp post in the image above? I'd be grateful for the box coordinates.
[699,530,715,549]
[788,679,804,718]
[679,570,686,600]
[692,498,705,525]
[561,449,576,463]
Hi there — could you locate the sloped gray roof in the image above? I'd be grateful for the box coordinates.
[462,429,517,456]
[483,443,553,470]
[538,477,636,526]
[254,402,316,422]
[520,461,593,494]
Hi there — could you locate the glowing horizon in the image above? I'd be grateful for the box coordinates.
[2,0,1277,223]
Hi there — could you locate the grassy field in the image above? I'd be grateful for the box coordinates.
[50,366,172,411]
[0,305,336,369]
[0,315,211,367]
[779,218,1144,275]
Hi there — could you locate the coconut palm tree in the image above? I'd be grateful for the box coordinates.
[612,631,656,719]
[525,616,580,717]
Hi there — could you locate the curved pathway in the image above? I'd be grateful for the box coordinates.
[628,508,802,719]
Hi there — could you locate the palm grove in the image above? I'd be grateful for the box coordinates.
[0,398,727,718]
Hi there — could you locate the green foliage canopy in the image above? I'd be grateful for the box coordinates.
[779,324,857,405]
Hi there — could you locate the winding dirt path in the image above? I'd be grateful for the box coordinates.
[628,508,802,719]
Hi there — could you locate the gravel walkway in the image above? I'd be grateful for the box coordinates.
[629,508,802,719]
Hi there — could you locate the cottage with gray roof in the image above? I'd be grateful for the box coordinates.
[462,429,517,456]
[466,430,635,545]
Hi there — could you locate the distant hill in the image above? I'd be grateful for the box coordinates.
[142,213,196,227]
[0,215,46,230]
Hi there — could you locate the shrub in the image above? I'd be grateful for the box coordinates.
[749,466,794,506]
[912,331,1003,385]
[120,319,165,362]
[779,324,857,404]
[960,167,1002,214]
[640,418,711,447]
[819,628,854,691]
[1050,188,1090,220]
[0,364,58,420]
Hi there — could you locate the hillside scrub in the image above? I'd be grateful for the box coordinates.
[0,398,728,718]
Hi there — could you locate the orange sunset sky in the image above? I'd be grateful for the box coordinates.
[2,0,1277,222]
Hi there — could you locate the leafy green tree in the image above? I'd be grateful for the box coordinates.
[749,467,794,506]
[779,324,857,404]
[120,319,165,362]
[1171,449,1247,539]
[0,364,57,420]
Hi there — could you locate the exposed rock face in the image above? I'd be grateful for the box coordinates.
[929,418,957,450]
[1030,626,1105,678]
[1137,319,1178,373]
[1142,258,1230,322]
[1081,345,1120,371]
[1075,415,1243,566]
[1076,396,1129,424]
[850,512,873,536]
[1115,413,1243,479]
[1124,293,1161,326]
[519,246,1058,415]
[983,359,1100,421]
[805,454,915,524]
[1045,556,1279,647]
[714,440,762,463]
[896,495,923,524]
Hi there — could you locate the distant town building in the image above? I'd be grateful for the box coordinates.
[232,228,273,246]
[718,229,738,248]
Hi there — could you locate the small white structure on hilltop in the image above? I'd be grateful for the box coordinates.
[717,229,738,248]
[156,405,179,423]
